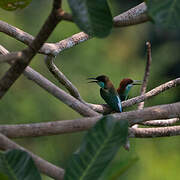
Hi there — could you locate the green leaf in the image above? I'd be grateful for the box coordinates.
[67,0,113,38]
[64,115,128,180]
[0,0,31,11]
[0,149,41,180]
[146,0,180,28]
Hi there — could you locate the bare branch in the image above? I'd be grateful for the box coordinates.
[129,125,180,138]
[0,133,64,180]
[113,2,149,27]
[0,0,63,99]
[140,118,180,127]
[1,46,179,116]
[0,102,180,138]
[123,78,180,108]
[138,41,152,109]
[0,51,23,63]
[0,3,149,57]
[87,78,180,114]
[0,46,99,117]
[24,66,99,117]
[45,55,84,102]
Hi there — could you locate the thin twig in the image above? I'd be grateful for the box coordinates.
[122,78,180,108]
[138,41,152,109]
[0,0,63,99]
[0,46,99,117]
[45,55,85,102]
[0,3,149,57]
[129,125,180,138]
[0,133,64,180]
[133,42,152,129]
[0,102,180,138]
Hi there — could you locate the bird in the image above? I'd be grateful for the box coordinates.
[88,75,122,112]
[117,78,141,101]
[117,78,142,151]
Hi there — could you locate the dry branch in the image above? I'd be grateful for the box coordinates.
[0,133,64,180]
[0,102,179,138]
[140,118,180,127]
[0,0,63,98]
[0,48,99,118]
[129,125,180,138]
[138,41,152,109]
[1,44,179,116]
[0,2,149,56]
[113,2,149,27]
[45,55,84,102]
[0,51,23,63]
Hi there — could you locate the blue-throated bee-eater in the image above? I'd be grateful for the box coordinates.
[117,78,142,101]
[88,75,122,112]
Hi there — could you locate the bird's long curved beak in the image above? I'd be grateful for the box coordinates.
[87,78,98,83]
[132,80,142,85]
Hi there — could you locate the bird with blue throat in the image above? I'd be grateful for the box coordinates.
[88,75,122,113]
[88,76,141,151]
[117,78,142,101]
[117,78,142,151]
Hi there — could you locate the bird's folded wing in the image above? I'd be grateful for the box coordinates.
[100,88,122,112]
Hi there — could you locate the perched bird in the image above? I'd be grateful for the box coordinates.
[88,75,122,112]
[117,78,141,101]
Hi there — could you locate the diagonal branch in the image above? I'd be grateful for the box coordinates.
[24,66,99,117]
[0,133,64,180]
[0,102,180,138]
[45,55,85,102]
[122,78,180,108]
[0,46,99,117]
[113,2,148,27]
[1,46,179,116]
[0,3,149,56]
[0,0,63,99]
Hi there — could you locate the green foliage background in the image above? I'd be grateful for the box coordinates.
[0,0,180,179]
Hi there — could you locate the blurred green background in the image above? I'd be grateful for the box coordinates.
[0,0,180,179]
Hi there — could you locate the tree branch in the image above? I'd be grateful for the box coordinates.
[113,2,149,27]
[0,3,149,57]
[45,55,84,102]
[123,78,180,108]
[0,51,23,63]
[138,41,152,109]
[0,102,179,138]
[0,0,63,99]
[0,46,99,117]
[129,125,180,138]
[140,118,180,127]
[1,46,179,116]
[0,133,64,180]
